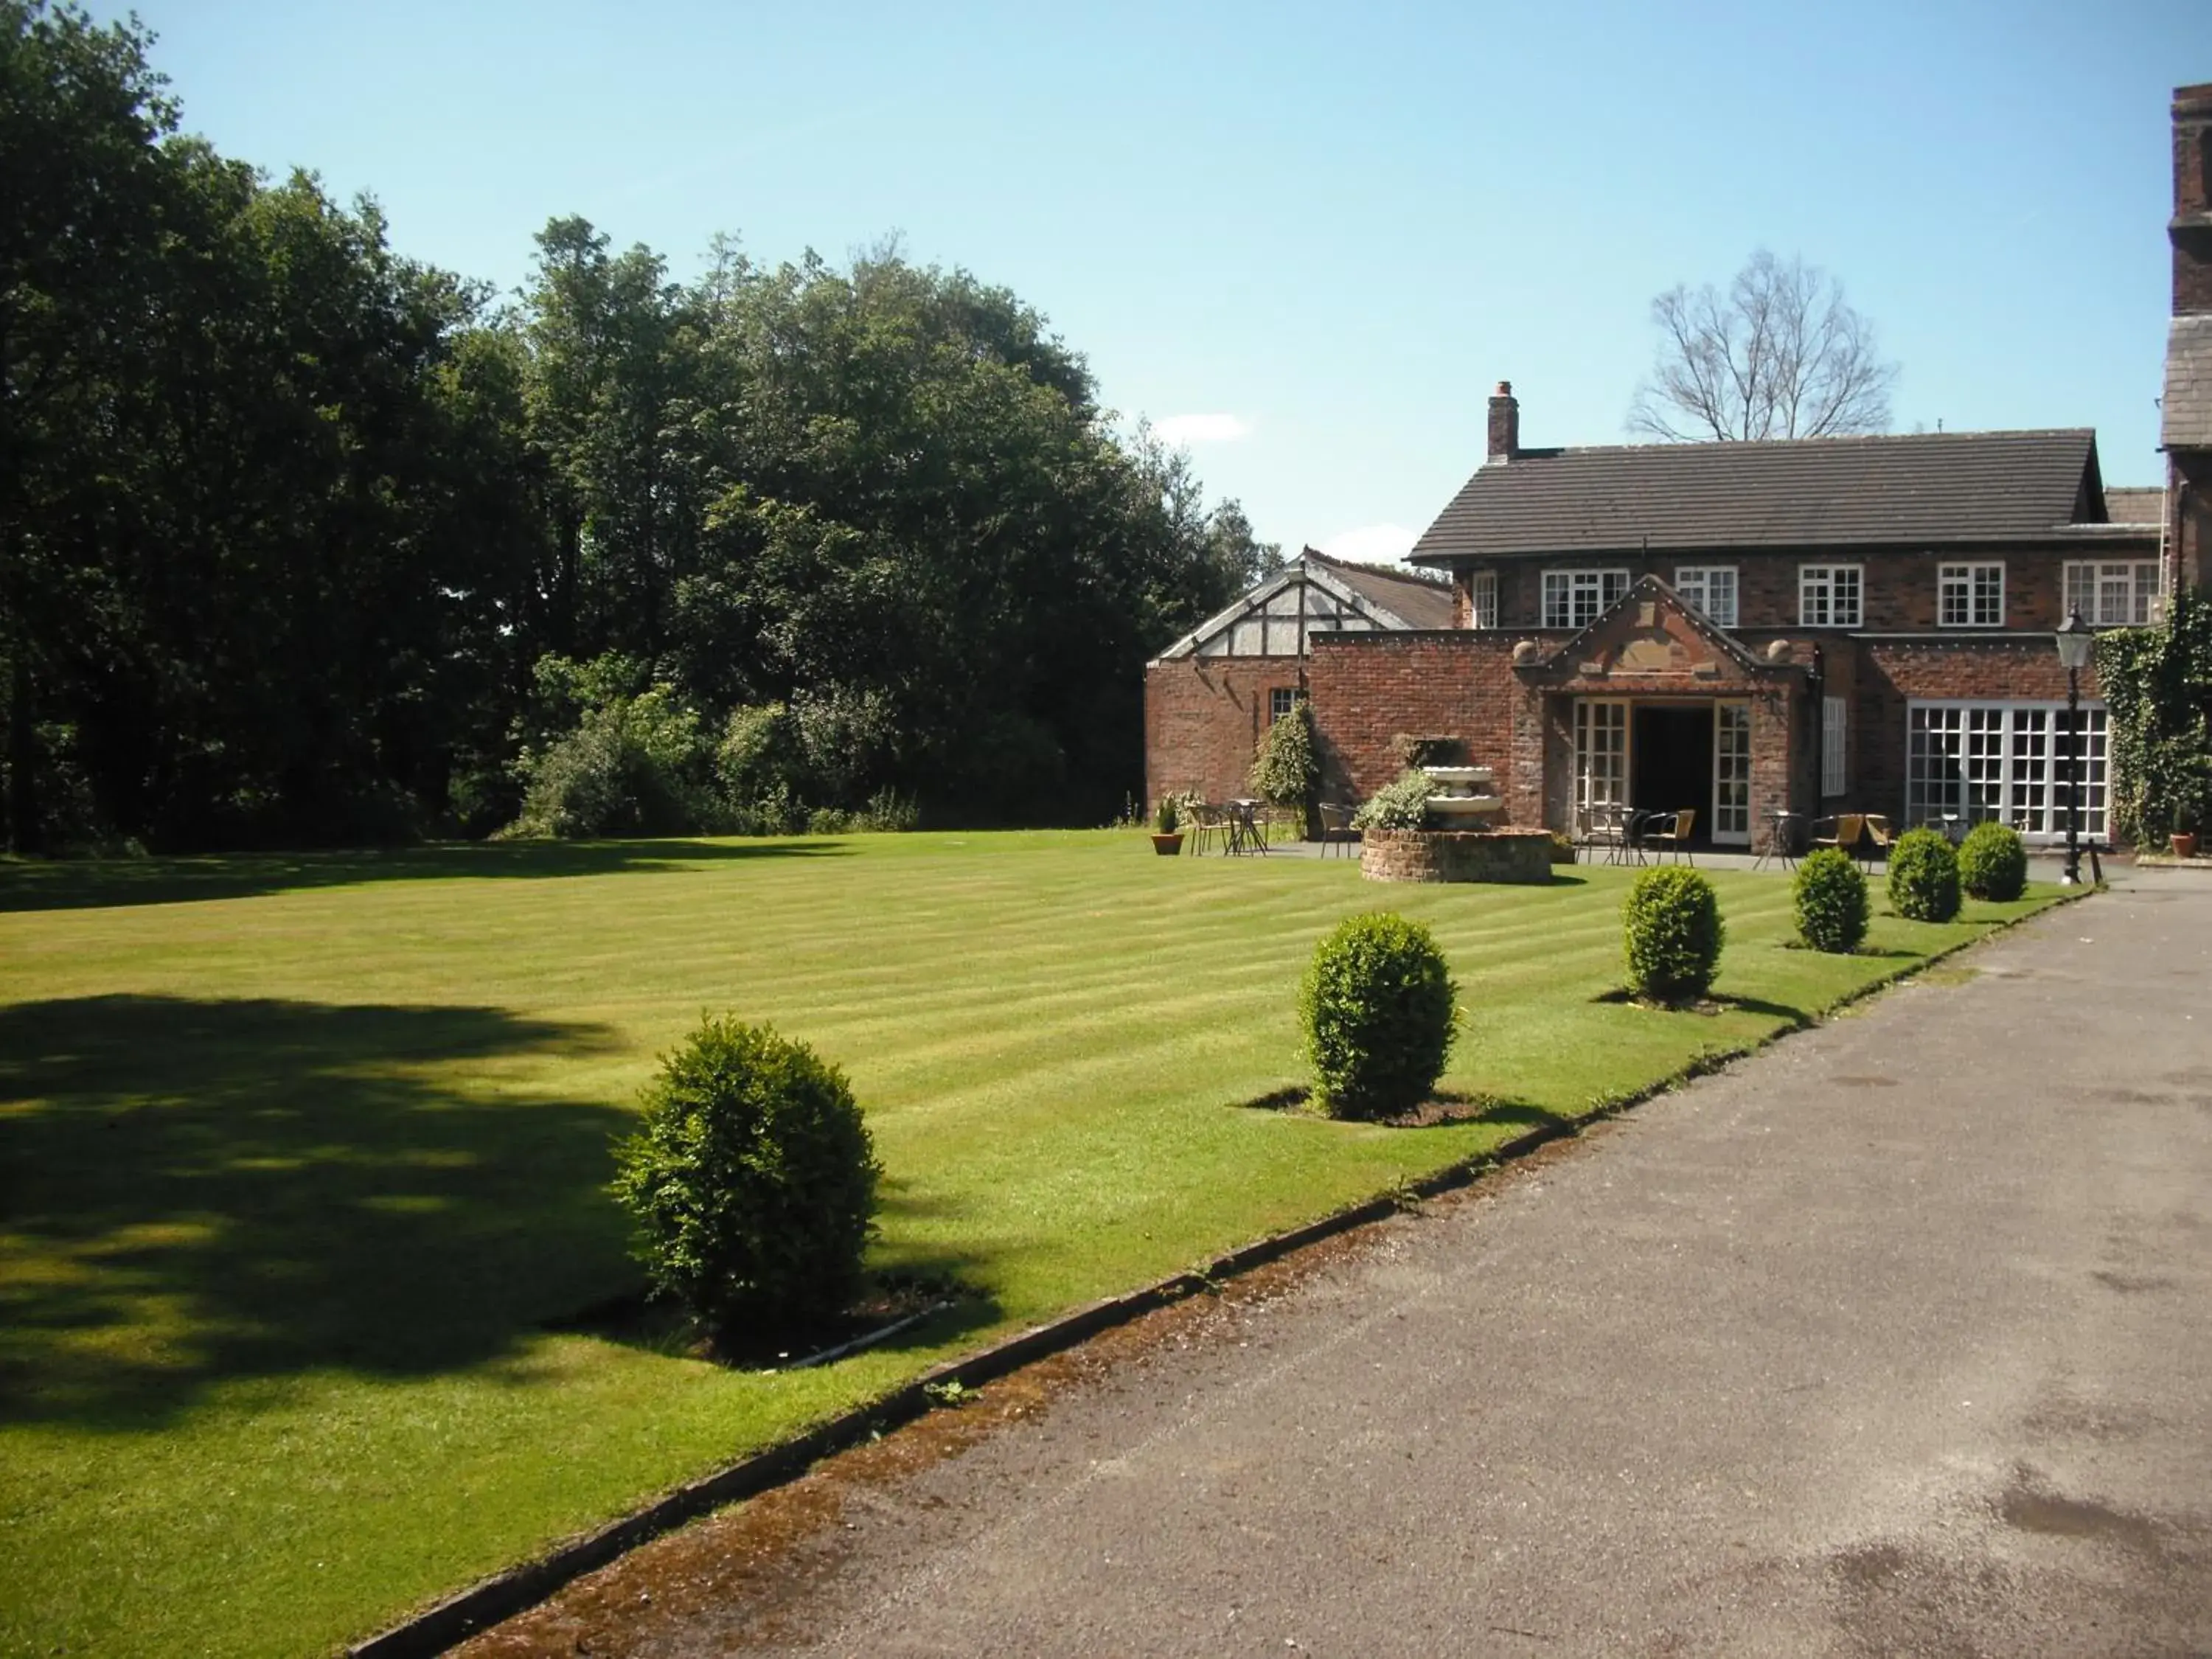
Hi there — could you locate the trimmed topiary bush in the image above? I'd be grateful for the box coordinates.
[1886,827,1961,921]
[1956,821,2028,902]
[1299,913,1458,1120]
[1792,847,1869,953]
[1623,866,1725,1004]
[613,1016,882,1339]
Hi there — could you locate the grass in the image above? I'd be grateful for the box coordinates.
[0,834,2062,1656]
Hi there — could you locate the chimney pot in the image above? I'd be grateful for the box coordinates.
[1486,381,1520,464]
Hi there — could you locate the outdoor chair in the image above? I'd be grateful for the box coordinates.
[1809,813,1865,857]
[1644,807,1697,863]
[1317,801,1360,858]
[1858,814,1896,865]
[1186,801,1230,856]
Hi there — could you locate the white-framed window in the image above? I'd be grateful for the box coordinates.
[2062,560,2160,627]
[1906,700,2108,841]
[1467,570,1499,630]
[1543,568,1630,629]
[1268,686,1296,724]
[1674,566,1738,627]
[1822,696,1847,796]
[1799,564,1863,627]
[1938,562,2005,627]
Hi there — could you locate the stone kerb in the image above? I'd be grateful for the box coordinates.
[1360,827,1554,885]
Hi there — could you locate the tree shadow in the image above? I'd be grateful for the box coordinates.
[0,995,636,1429]
[1710,992,1814,1023]
[0,838,851,914]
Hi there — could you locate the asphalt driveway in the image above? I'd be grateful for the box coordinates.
[471,869,2212,1658]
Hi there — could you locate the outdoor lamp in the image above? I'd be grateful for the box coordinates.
[2053,609,2093,884]
[2053,609,2095,672]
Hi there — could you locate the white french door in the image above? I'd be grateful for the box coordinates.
[1573,700,1628,816]
[1712,702,1752,845]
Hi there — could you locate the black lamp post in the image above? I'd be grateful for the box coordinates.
[2053,609,2095,886]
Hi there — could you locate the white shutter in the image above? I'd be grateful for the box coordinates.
[1822,697,1847,797]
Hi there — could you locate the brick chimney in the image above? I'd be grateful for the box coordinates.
[2173,83,2212,314]
[1486,380,1520,463]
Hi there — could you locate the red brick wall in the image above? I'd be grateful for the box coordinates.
[1143,657,1301,807]
[2174,85,2212,313]
[1439,543,2156,633]
[1304,632,1526,803]
[1847,639,2107,828]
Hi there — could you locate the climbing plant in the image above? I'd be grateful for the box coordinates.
[1248,697,1320,836]
[2096,588,2212,846]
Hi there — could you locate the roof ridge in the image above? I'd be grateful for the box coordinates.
[1304,548,1450,588]
[1531,428,2096,461]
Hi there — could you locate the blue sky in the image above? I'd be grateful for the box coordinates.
[114,1,2201,561]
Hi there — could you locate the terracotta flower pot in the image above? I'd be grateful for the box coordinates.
[2171,831,2199,860]
[1150,833,1185,856]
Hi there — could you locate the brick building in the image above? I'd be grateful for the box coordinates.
[1144,548,1453,805]
[2164,83,2212,589]
[1320,398,2160,847]
[1141,81,2205,850]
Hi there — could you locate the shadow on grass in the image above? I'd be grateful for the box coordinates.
[0,838,850,914]
[1233,1084,1572,1135]
[0,994,634,1429]
[540,1177,1006,1373]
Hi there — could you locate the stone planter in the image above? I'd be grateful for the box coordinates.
[1360,827,1553,885]
[1151,833,1186,857]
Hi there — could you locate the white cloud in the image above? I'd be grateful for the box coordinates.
[1154,412,1251,445]
[1319,524,1418,566]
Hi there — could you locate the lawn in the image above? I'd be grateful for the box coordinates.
[0,833,2061,1657]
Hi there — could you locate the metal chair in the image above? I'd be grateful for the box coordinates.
[1317,801,1360,858]
[1187,801,1229,857]
[1644,807,1697,863]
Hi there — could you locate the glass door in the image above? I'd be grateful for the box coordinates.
[1712,702,1751,844]
[1573,700,1628,818]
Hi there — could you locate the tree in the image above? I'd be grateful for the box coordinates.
[1629,249,1898,443]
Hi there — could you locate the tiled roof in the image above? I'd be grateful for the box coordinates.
[1308,550,1456,629]
[2103,486,2165,525]
[2163,315,2212,451]
[1410,428,2104,563]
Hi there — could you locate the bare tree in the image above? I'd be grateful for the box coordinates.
[1629,250,1899,442]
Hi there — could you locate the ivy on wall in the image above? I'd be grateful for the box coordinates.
[2096,588,2212,845]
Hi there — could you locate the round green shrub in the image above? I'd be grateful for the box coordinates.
[613,1016,881,1338]
[1623,866,1725,1004]
[1956,821,2027,901]
[1886,827,1961,922]
[1298,913,1458,1120]
[1792,847,1869,953]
